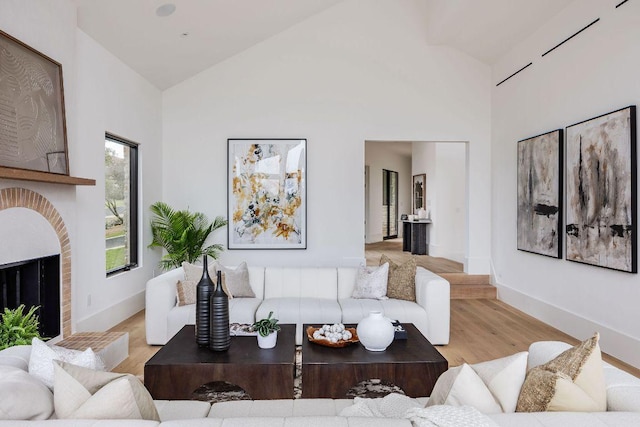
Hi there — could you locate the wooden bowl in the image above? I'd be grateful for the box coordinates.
[306,326,359,348]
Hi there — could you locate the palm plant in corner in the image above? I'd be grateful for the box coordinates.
[149,201,228,271]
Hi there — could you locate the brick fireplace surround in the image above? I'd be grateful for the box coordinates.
[0,187,72,338]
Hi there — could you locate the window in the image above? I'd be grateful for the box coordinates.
[382,169,398,239]
[105,133,138,275]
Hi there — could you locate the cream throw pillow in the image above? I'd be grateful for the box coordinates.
[182,261,232,299]
[215,261,255,298]
[29,337,105,389]
[176,280,197,306]
[427,351,528,413]
[427,363,503,413]
[0,365,53,420]
[380,254,416,301]
[516,333,606,412]
[53,361,160,420]
[351,263,390,300]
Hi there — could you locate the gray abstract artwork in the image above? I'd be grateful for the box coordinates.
[0,30,68,174]
[565,106,636,273]
[517,130,562,258]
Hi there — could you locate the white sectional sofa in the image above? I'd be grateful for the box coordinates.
[2,341,640,426]
[145,265,450,346]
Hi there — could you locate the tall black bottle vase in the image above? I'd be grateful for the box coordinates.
[195,256,214,347]
[209,270,230,351]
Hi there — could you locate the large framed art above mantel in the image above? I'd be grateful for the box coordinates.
[565,106,637,273]
[228,138,307,249]
[0,29,69,175]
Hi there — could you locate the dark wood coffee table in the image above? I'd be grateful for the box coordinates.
[301,323,448,398]
[144,324,296,400]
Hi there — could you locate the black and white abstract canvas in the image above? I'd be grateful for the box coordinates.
[565,106,637,273]
[517,129,563,258]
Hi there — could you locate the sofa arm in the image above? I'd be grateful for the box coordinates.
[414,267,450,345]
[145,268,184,345]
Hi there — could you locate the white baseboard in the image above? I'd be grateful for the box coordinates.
[75,290,145,332]
[494,280,640,369]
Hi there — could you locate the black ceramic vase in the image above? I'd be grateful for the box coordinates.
[195,256,214,347]
[209,270,231,351]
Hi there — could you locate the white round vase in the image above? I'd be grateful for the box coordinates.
[257,331,277,349]
[356,311,395,351]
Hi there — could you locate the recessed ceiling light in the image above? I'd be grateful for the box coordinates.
[180,32,190,38]
[156,3,176,17]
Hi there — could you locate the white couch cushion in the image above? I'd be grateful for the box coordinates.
[490,412,640,426]
[264,268,338,299]
[209,399,354,418]
[0,344,31,371]
[154,400,211,421]
[0,365,53,420]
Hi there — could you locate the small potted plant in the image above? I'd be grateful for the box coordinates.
[0,304,42,350]
[252,311,280,349]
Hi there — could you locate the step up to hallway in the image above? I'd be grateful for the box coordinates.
[439,273,497,299]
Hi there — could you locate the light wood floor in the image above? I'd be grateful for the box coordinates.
[110,245,640,379]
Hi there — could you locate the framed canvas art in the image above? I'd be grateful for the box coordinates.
[228,138,307,249]
[517,129,563,258]
[565,106,637,273]
[413,174,426,214]
[0,29,69,175]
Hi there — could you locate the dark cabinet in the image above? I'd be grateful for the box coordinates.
[402,220,431,255]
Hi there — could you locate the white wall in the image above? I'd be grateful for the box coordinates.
[74,31,163,331]
[412,142,466,264]
[492,0,640,367]
[434,143,466,262]
[163,0,492,272]
[0,0,163,333]
[364,141,412,243]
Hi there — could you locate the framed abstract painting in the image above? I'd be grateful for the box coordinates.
[0,29,69,175]
[228,138,307,249]
[565,106,637,273]
[517,129,563,258]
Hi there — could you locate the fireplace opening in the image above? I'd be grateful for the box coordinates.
[0,254,60,338]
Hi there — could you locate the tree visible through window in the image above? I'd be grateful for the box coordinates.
[105,134,138,275]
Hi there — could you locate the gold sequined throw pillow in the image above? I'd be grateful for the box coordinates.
[516,333,606,412]
[380,254,416,301]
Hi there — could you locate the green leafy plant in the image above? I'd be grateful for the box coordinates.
[0,305,42,350]
[252,311,281,337]
[149,201,228,271]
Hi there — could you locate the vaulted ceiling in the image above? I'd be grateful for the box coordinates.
[74,0,572,90]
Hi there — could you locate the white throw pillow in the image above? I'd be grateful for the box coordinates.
[351,263,389,300]
[427,352,529,414]
[0,365,53,420]
[426,363,502,413]
[53,361,159,420]
[471,351,528,412]
[28,337,105,389]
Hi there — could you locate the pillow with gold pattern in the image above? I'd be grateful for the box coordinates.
[516,333,606,412]
[380,254,416,301]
